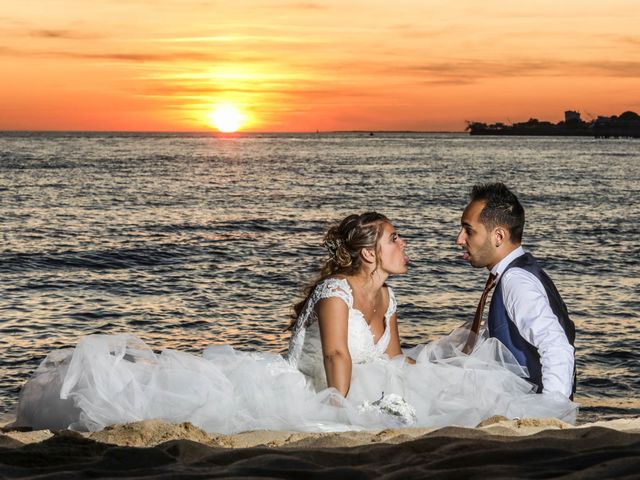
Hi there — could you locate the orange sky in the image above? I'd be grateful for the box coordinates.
[1,0,639,132]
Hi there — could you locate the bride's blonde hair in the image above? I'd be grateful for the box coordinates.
[288,212,389,329]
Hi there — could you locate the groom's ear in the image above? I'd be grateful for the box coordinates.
[361,247,376,264]
[494,226,508,247]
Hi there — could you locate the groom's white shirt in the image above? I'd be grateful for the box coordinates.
[490,246,575,399]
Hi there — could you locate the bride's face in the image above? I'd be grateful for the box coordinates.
[377,222,409,275]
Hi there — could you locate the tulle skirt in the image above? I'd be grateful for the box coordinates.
[15,330,578,434]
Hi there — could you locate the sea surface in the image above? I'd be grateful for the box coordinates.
[1,132,638,423]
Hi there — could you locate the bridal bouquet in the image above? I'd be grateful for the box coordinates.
[358,392,417,426]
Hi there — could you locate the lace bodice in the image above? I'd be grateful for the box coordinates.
[287,277,396,391]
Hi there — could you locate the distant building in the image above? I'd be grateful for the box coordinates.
[564,111,581,122]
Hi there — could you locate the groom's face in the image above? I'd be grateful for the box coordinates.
[457,200,498,269]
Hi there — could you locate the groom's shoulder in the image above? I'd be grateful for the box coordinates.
[501,253,552,298]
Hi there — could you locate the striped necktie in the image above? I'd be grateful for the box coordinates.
[463,272,497,354]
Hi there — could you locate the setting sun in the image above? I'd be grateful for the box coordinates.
[207,104,245,133]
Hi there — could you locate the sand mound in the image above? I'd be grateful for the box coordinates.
[89,419,214,447]
[1,421,639,479]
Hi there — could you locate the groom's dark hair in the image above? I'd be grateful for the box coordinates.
[470,183,525,243]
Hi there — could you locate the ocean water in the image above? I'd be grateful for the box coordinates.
[1,132,638,423]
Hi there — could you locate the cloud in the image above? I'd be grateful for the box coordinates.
[2,38,639,86]
[265,2,327,10]
[29,29,100,40]
[0,16,28,28]
[404,58,640,82]
[387,24,450,39]
[606,34,640,47]
[0,45,260,63]
[139,82,369,100]
[66,51,223,62]
[0,45,22,55]
[152,34,324,45]
[581,60,640,78]
[421,78,477,86]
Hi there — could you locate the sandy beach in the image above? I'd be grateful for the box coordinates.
[1,413,639,479]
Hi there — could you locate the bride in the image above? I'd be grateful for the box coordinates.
[15,212,578,434]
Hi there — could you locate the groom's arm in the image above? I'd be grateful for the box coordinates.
[501,268,575,398]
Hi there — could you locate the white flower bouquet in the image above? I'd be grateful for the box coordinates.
[358,392,417,426]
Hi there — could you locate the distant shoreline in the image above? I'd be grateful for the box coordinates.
[467,110,640,138]
[0,130,462,134]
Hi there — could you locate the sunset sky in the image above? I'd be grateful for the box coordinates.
[1,0,639,132]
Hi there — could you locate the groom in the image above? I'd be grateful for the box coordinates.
[456,183,576,399]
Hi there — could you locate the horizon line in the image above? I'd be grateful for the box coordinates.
[0,129,465,134]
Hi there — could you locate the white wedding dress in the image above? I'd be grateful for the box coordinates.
[15,278,578,434]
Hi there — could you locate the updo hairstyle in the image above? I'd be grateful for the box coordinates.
[289,212,389,325]
[320,212,389,276]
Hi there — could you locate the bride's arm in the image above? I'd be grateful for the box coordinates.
[316,297,352,397]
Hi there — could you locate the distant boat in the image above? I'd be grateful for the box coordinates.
[466,110,640,138]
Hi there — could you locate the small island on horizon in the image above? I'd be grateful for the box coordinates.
[467,110,640,138]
